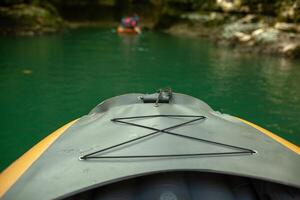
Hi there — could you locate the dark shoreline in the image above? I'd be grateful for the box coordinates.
[0,1,299,59]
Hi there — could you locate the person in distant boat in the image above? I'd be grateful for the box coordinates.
[117,14,141,34]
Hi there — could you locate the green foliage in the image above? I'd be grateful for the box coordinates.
[0,0,24,6]
[47,0,116,6]
[276,0,300,23]
[0,4,63,35]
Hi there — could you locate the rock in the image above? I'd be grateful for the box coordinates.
[0,4,64,35]
[239,14,259,23]
[280,43,300,57]
[151,0,300,59]
[216,0,241,12]
[180,12,225,26]
[181,13,209,22]
[252,28,279,43]
[165,22,221,38]
[234,31,252,42]
[252,28,264,36]
[275,22,300,33]
[223,21,263,39]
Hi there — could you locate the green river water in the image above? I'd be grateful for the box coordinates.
[0,28,300,171]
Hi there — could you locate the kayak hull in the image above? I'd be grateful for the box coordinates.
[1,92,299,200]
[117,26,141,34]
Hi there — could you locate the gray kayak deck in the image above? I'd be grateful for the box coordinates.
[3,93,300,200]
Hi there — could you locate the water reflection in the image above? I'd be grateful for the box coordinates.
[208,43,300,140]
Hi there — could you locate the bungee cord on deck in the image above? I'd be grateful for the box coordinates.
[80,115,255,160]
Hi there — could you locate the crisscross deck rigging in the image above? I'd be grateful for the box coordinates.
[80,115,255,160]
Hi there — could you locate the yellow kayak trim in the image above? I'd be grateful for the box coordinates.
[0,119,78,198]
[237,117,300,155]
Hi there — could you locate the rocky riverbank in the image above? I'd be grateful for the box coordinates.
[0,3,64,35]
[156,0,300,58]
[0,0,157,35]
[164,14,300,58]
[0,0,299,58]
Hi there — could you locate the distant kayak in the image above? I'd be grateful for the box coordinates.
[117,26,141,34]
[1,89,300,200]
